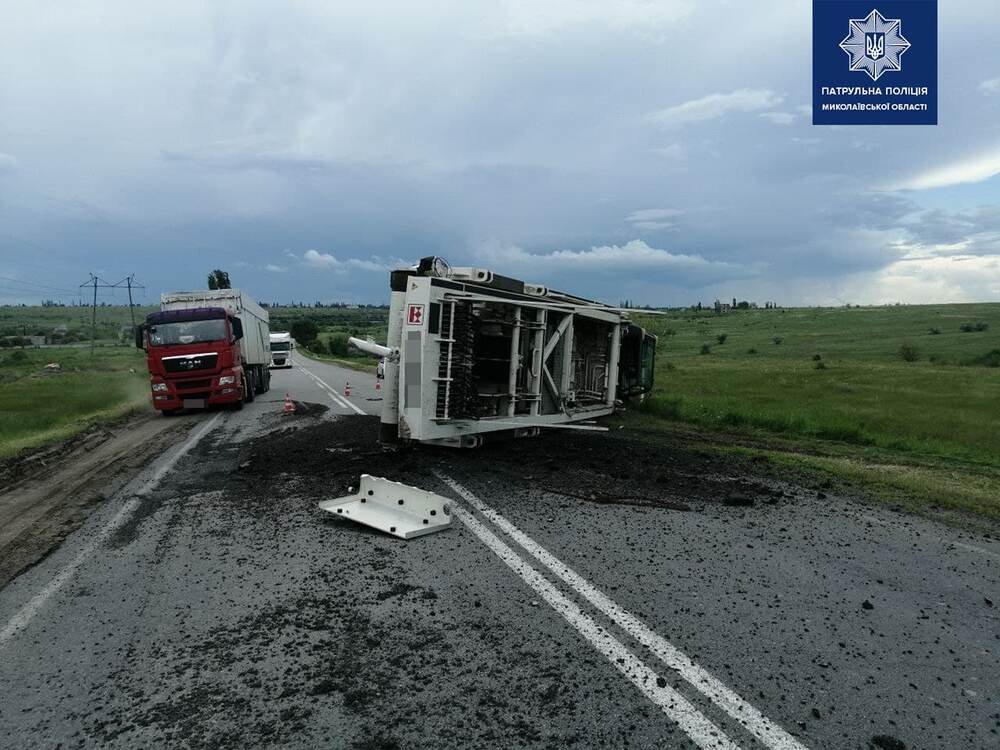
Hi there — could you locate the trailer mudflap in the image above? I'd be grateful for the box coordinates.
[318,474,452,539]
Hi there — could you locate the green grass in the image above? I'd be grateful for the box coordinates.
[0,346,149,458]
[633,303,1000,459]
[627,303,1000,522]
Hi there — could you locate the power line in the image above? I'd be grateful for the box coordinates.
[0,275,80,294]
[78,274,146,355]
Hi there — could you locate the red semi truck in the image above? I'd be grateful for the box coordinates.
[136,289,271,415]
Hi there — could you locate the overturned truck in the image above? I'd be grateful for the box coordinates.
[353,257,656,448]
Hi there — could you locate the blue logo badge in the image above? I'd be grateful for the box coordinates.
[814,1,937,125]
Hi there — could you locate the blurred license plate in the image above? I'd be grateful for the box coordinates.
[183,399,206,409]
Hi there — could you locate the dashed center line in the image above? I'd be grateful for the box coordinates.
[452,504,741,749]
[438,471,808,750]
[297,364,367,415]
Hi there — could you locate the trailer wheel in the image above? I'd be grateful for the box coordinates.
[245,370,256,403]
[161,409,179,417]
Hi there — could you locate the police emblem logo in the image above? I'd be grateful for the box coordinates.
[840,9,911,81]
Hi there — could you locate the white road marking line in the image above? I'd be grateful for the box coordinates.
[438,472,808,750]
[452,505,740,749]
[0,414,223,648]
[297,364,366,415]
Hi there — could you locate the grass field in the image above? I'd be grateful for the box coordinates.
[3,302,997,523]
[0,345,149,458]
[629,303,1000,523]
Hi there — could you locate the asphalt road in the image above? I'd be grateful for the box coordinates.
[1,354,997,749]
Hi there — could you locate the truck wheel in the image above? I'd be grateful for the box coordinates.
[263,367,271,393]
[245,370,255,403]
[161,409,179,417]
[254,365,267,395]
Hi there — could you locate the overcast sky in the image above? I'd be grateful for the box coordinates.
[2,0,999,307]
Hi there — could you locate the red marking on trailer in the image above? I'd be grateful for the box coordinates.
[407,304,424,325]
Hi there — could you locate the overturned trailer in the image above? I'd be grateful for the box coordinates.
[352,257,656,448]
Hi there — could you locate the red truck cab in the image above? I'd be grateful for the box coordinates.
[138,307,251,414]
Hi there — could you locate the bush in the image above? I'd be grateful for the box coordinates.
[327,333,350,357]
[716,333,728,345]
[4,350,29,364]
[812,353,822,361]
[959,321,989,333]
[814,360,827,370]
[699,344,711,355]
[290,319,319,346]
[639,395,682,419]
[898,343,920,362]
[772,336,783,345]
[928,327,941,335]
[746,348,757,355]
[964,349,1000,368]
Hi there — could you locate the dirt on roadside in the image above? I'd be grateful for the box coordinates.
[0,411,196,588]
[234,412,794,512]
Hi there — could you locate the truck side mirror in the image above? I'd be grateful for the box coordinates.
[231,318,244,341]
[134,325,145,350]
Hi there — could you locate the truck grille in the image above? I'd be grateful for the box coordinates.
[163,353,218,373]
[176,379,212,390]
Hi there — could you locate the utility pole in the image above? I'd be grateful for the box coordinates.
[117,274,144,331]
[89,275,97,356]
[78,274,147,354]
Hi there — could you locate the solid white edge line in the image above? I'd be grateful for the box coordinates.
[453,505,740,750]
[297,364,366,415]
[0,414,223,647]
[437,472,808,750]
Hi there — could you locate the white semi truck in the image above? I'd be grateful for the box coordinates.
[269,332,294,368]
[351,256,656,448]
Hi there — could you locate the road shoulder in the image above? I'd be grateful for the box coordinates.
[0,410,198,588]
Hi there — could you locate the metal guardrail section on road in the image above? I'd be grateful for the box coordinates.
[318,474,452,539]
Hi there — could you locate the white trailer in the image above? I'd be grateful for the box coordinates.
[269,331,294,368]
[352,257,656,448]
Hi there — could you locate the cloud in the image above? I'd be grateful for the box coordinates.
[498,0,693,36]
[981,78,1000,94]
[759,112,795,125]
[624,208,682,231]
[264,264,286,272]
[890,147,1000,190]
[648,89,784,127]
[653,143,685,160]
[299,249,403,273]
[478,239,761,285]
[626,208,681,222]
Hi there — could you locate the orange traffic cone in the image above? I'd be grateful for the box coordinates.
[344,381,352,397]
[375,378,381,393]
[283,393,295,415]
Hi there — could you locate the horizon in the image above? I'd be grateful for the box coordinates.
[2,1,998,306]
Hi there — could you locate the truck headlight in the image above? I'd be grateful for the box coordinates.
[219,375,236,385]
[152,382,168,392]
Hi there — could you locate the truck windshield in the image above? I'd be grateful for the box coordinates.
[270,342,291,351]
[148,319,227,347]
